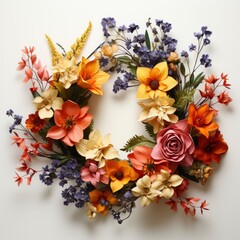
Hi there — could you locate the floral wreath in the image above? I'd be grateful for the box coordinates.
[7,18,232,224]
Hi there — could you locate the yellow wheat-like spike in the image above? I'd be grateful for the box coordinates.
[45,34,62,66]
[66,21,92,59]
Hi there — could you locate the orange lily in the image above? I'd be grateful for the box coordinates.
[89,190,117,215]
[46,100,92,146]
[188,103,218,138]
[77,57,110,95]
[105,160,139,193]
[136,62,178,99]
[193,130,228,164]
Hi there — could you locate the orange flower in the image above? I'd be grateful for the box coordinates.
[105,160,139,193]
[46,100,92,146]
[188,103,218,138]
[25,111,46,133]
[89,190,117,215]
[77,57,110,95]
[193,130,228,164]
[136,62,178,99]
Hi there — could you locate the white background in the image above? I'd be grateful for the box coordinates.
[1,0,240,239]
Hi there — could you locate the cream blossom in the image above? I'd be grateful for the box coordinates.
[33,88,63,119]
[75,129,119,168]
[131,175,163,207]
[52,56,78,89]
[86,203,97,220]
[138,96,178,133]
[156,170,183,199]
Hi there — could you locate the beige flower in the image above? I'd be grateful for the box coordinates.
[131,175,163,207]
[52,56,78,89]
[101,44,118,57]
[156,170,183,199]
[75,129,119,168]
[33,88,63,119]
[138,96,178,133]
[86,203,97,220]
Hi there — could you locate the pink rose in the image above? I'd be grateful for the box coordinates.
[151,119,195,171]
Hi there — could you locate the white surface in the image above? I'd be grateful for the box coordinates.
[1,0,240,239]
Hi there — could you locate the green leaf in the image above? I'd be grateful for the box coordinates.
[145,30,151,50]
[144,123,156,140]
[193,72,205,88]
[180,63,186,76]
[117,56,133,64]
[121,135,155,152]
[189,73,195,85]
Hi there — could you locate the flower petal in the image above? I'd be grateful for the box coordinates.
[162,187,174,199]
[154,62,168,80]
[137,84,149,99]
[136,67,151,84]
[47,126,67,140]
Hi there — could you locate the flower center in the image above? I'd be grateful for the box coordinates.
[64,116,75,129]
[115,171,123,180]
[143,159,156,176]
[150,80,159,90]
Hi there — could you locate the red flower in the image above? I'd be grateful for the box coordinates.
[205,74,219,84]
[193,130,228,164]
[25,111,46,133]
[46,100,92,146]
[199,83,215,99]
[217,91,232,105]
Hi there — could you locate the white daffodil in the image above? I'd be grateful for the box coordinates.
[138,96,178,133]
[131,175,163,207]
[156,170,183,199]
[86,203,97,220]
[52,56,78,89]
[75,129,119,168]
[33,88,63,119]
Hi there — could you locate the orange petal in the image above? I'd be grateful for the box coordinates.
[197,104,209,116]
[136,67,151,84]
[76,113,93,130]
[68,125,83,143]
[54,110,67,126]
[63,100,81,118]
[62,134,74,146]
[89,85,103,95]
[204,121,219,133]
[84,59,100,77]
[203,111,214,125]
[46,126,67,139]
[79,106,90,118]
[154,62,168,80]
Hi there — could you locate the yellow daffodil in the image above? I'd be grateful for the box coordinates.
[33,88,63,119]
[77,57,110,95]
[136,62,178,99]
[156,170,183,199]
[75,129,119,168]
[138,96,178,133]
[52,57,78,89]
[131,175,163,207]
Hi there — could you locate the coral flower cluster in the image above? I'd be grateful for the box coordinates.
[7,18,231,224]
